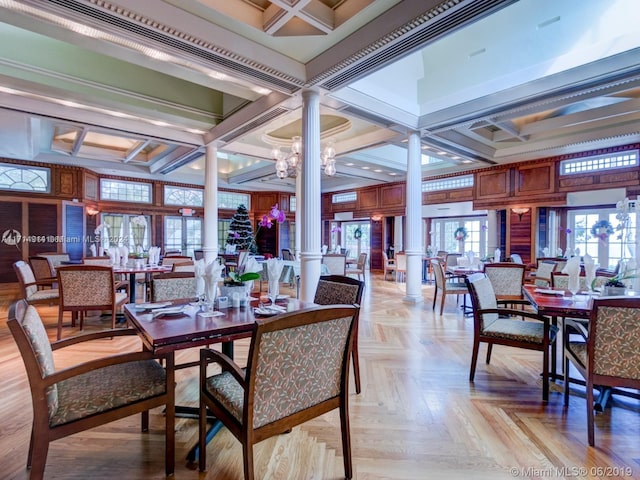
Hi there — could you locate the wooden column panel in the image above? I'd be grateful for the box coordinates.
[0,201,23,282]
[28,203,58,256]
[370,219,383,271]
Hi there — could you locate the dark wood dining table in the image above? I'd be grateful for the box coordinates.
[124,296,314,462]
[114,264,172,303]
[521,285,640,410]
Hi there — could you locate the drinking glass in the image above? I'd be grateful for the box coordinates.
[567,275,580,302]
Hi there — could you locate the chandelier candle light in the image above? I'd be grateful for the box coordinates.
[271,136,337,178]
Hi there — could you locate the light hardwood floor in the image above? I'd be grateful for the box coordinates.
[1,274,638,479]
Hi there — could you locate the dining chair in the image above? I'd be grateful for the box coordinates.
[37,252,71,269]
[281,248,294,260]
[322,253,347,275]
[465,273,558,401]
[28,256,57,290]
[482,262,526,302]
[533,260,557,287]
[563,296,640,446]
[431,259,468,315]
[510,253,523,264]
[151,272,197,302]
[160,255,192,267]
[395,252,407,282]
[83,256,131,294]
[198,305,358,479]
[56,265,128,340]
[172,261,195,273]
[13,261,60,306]
[382,251,396,280]
[347,252,367,282]
[7,300,175,479]
[314,275,365,393]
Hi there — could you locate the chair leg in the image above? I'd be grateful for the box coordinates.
[199,403,208,472]
[29,427,49,480]
[141,410,149,432]
[586,383,595,446]
[165,386,175,476]
[439,291,446,315]
[243,441,255,480]
[340,402,353,479]
[352,321,361,394]
[432,286,438,310]
[27,422,34,468]
[486,344,493,364]
[469,338,480,381]
[542,344,550,402]
[57,310,64,341]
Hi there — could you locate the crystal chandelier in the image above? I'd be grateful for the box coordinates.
[271,136,337,179]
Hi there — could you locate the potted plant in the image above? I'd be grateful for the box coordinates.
[600,269,639,296]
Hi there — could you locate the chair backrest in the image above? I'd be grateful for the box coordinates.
[14,260,38,298]
[152,272,197,302]
[588,297,640,380]
[281,248,294,261]
[172,261,195,273]
[465,273,499,330]
[382,251,390,265]
[314,275,364,307]
[194,249,204,260]
[82,256,112,266]
[534,260,557,287]
[161,255,192,267]
[29,256,55,281]
[444,253,462,270]
[58,265,116,308]
[510,253,523,264]
[431,259,445,288]
[38,252,70,268]
[7,300,59,419]
[552,272,611,291]
[322,254,347,275]
[395,253,406,271]
[246,305,357,429]
[436,250,448,258]
[356,252,367,270]
[483,262,526,298]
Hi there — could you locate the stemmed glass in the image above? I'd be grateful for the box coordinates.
[567,275,580,302]
[267,281,279,306]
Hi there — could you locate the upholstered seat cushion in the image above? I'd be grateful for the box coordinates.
[27,288,59,302]
[50,360,167,427]
[205,371,245,423]
[567,341,587,366]
[443,282,468,293]
[483,318,558,344]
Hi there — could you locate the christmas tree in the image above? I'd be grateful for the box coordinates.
[227,204,257,253]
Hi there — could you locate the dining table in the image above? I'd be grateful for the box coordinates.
[124,296,314,462]
[113,264,172,303]
[521,284,640,410]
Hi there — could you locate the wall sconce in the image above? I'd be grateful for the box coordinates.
[86,206,100,216]
[512,207,530,221]
[371,215,382,222]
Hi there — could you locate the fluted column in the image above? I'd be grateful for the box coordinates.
[203,143,219,263]
[298,89,322,302]
[295,173,302,260]
[486,209,498,258]
[404,131,423,303]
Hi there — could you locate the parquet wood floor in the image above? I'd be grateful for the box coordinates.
[0,273,638,479]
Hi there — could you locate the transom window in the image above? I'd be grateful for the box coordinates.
[290,196,296,212]
[218,191,250,210]
[422,175,473,192]
[332,192,357,203]
[560,150,638,175]
[164,186,204,206]
[100,179,151,203]
[0,163,50,193]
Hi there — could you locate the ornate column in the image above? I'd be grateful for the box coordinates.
[298,89,322,302]
[404,131,423,303]
[203,143,219,263]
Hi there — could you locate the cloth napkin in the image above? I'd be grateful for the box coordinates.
[119,246,129,265]
[108,246,119,266]
[147,246,160,265]
[494,248,501,262]
[556,248,563,257]
[583,254,597,291]
[266,258,284,298]
[204,260,224,304]
[562,256,581,292]
[89,244,96,256]
[467,250,474,267]
[543,247,550,257]
[194,259,206,298]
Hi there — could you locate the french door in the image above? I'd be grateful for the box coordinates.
[164,216,202,257]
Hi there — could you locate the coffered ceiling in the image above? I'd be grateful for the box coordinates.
[0,0,638,194]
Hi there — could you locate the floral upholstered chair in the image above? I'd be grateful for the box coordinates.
[57,265,128,340]
[151,272,197,302]
[321,253,347,275]
[483,262,526,302]
[533,259,557,287]
[563,297,640,446]
[7,300,175,479]
[13,260,59,306]
[314,275,365,393]
[198,305,358,480]
[465,273,558,402]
